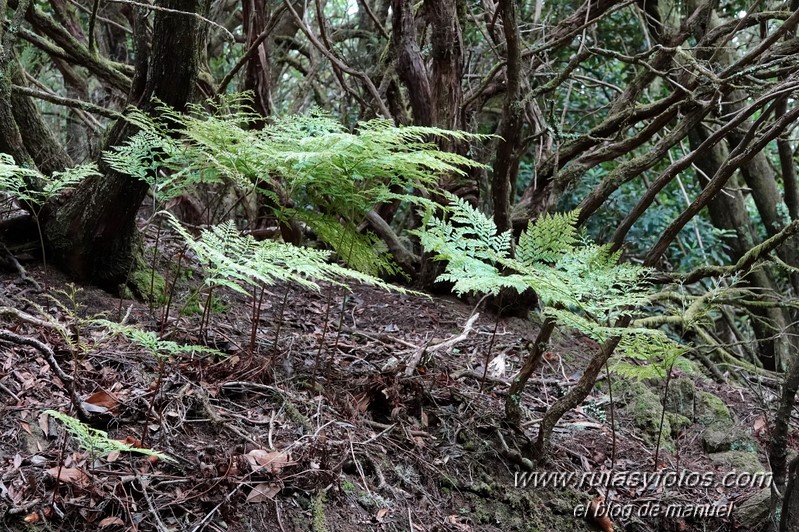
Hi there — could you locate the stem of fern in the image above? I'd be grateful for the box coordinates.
[142,355,168,446]
[148,218,164,314]
[653,361,676,470]
[271,286,291,360]
[326,219,358,380]
[32,214,47,274]
[201,285,215,342]
[480,298,502,393]
[248,285,266,362]
[312,286,334,386]
[605,360,617,470]
[160,245,186,338]
[326,293,348,380]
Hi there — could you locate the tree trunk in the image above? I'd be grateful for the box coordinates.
[242,0,272,118]
[688,125,791,373]
[492,0,522,234]
[41,0,204,287]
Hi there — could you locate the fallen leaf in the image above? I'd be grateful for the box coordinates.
[118,436,144,447]
[587,496,614,532]
[246,482,280,502]
[99,516,125,527]
[86,390,119,411]
[753,416,767,434]
[446,515,472,531]
[46,467,90,487]
[37,413,49,435]
[24,512,39,524]
[245,450,294,473]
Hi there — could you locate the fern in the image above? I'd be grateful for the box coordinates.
[94,319,224,358]
[108,95,486,276]
[44,410,174,461]
[612,333,692,380]
[0,154,98,270]
[162,211,412,296]
[0,154,97,207]
[418,191,680,355]
[516,210,579,265]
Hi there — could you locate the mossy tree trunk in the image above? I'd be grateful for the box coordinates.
[41,0,205,288]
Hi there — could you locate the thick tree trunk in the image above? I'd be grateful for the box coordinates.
[391,0,433,126]
[10,63,73,174]
[41,0,204,287]
[242,0,272,118]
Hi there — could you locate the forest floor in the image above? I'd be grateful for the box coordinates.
[0,223,790,532]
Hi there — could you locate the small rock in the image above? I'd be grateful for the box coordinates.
[734,487,771,531]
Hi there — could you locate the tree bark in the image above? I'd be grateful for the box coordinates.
[491,0,522,234]
[391,0,433,126]
[242,0,272,118]
[41,0,204,287]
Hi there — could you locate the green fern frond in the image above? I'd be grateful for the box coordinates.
[94,319,224,358]
[611,334,691,380]
[295,211,399,277]
[516,210,580,265]
[0,154,97,206]
[45,410,174,461]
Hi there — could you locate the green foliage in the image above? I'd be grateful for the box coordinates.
[558,164,734,271]
[0,153,96,207]
[612,333,692,380]
[103,129,187,203]
[418,191,684,354]
[44,410,174,461]
[0,154,98,269]
[161,211,407,296]
[107,95,487,275]
[93,319,223,359]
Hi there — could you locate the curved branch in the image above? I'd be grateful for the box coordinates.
[283,0,390,118]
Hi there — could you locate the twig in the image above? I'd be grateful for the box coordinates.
[282,0,391,118]
[139,476,169,532]
[361,419,432,438]
[0,329,89,419]
[404,313,480,376]
[0,242,41,290]
[0,380,20,401]
[0,306,70,337]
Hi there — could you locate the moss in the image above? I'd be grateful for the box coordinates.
[312,490,327,532]
[341,479,355,494]
[179,291,229,316]
[702,422,757,453]
[708,451,765,473]
[666,412,691,436]
[121,256,165,304]
[619,380,674,451]
[664,378,696,418]
[463,486,591,531]
[696,391,732,426]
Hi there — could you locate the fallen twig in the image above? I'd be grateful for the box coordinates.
[0,329,89,419]
[404,313,480,376]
